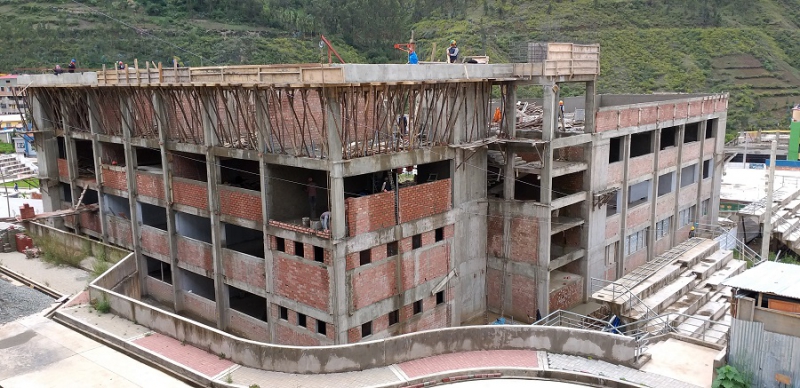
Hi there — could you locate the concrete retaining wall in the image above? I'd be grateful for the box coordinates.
[88,256,637,374]
[26,221,130,263]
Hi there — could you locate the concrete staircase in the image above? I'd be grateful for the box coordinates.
[0,154,34,178]
[592,238,746,346]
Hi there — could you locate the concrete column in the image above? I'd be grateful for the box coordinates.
[584,80,597,134]
[696,121,708,223]
[255,89,277,342]
[648,128,662,261]
[121,93,146,299]
[584,138,611,293]
[61,103,83,232]
[500,83,517,316]
[324,87,348,343]
[537,81,558,315]
[87,93,109,243]
[153,91,183,312]
[672,125,686,244]
[711,114,727,223]
[616,135,631,278]
[201,92,230,330]
[31,94,63,224]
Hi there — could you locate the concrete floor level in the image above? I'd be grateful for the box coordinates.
[22,44,729,346]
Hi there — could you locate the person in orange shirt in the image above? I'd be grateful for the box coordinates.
[492,107,502,123]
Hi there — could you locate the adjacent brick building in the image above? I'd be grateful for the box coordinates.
[24,43,726,345]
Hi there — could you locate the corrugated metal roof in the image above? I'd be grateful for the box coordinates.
[723,261,800,299]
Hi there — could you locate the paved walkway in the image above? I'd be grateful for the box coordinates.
[0,251,90,296]
[57,301,702,388]
[0,312,190,388]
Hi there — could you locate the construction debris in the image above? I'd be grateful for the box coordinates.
[490,101,585,135]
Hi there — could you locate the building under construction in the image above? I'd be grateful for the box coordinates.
[22,43,729,345]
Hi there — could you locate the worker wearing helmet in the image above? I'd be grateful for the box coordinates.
[448,40,459,63]
[118,61,125,70]
[68,59,76,73]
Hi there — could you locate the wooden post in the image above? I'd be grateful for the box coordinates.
[134,59,139,85]
[158,62,163,83]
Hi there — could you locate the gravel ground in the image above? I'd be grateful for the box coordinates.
[0,277,54,324]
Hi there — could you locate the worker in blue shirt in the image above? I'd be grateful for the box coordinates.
[448,40,459,63]
[408,49,419,64]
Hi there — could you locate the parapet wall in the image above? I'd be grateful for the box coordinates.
[87,255,637,374]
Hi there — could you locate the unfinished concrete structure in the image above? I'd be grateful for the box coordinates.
[22,43,729,345]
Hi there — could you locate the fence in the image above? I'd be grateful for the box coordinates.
[729,318,800,387]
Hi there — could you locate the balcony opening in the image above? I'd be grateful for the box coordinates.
[705,119,716,139]
[224,222,264,258]
[703,159,712,179]
[684,122,700,143]
[179,268,215,301]
[227,284,267,322]
[175,212,212,243]
[628,180,651,207]
[660,127,677,150]
[607,190,620,216]
[551,226,582,269]
[146,255,172,284]
[135,146,163,173]
[630,131,653,158]
[552,171,584,199]
[609,137,622,163]
[170,151,207,182]
[415,160,451,184]
[269,165,328,225]
[220,158,261,191]
[514,173,542,202]
[680,164,698,187]
[103,193,129,218]
[99,142,125,166]
[57,136,66,159]
[74,139,96,177]
[138,201,167,231]
[657,172,675,197]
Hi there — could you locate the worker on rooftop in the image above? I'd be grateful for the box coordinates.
[68,59,76,73]
[448,40,459,63]
[408,48,419,65]
[118,61,125,70]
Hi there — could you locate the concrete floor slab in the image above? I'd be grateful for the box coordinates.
[22,313,102,354]
[640,338,718,388]
[0,321,28,341]
[230,365,401,388]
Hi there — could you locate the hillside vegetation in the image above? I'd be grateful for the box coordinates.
[3,0,800,131]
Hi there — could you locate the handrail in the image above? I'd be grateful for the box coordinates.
[590,278,659,321]
[694,223,764,266]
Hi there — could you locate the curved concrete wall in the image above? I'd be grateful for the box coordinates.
[88,257,636,374]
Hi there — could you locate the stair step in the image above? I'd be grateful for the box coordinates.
[676,315,711,337]
[702,260,748,290]
[689,250,733,280]
[629,275,696,319]
[674,240,720,269]
[694,299,728,322]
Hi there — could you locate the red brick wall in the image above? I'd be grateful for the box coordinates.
[345,192,396,236]
[107,216,133,248]
[351,260,396,309]
[272,304,335,344]
[401,303,448,334]
[57,158,69,179]
[596,110,617,132]
[608,162,623,186]
[275,323,322,346]
[549,277,583,312]
[173,179,209,210]
[675,102,689,119]
[219,186,262,222]
[171,153,207,181]
[273,254,330,311]
[619,108,638,128]
[683,142,701,162]
[182,292,216,323]
[658,148,678,170]
[223,249,266,291]
[510,274,537,320]
[145,277,174,304]
[101,165,128,191]
[228,310,269,342]
[659,104,675,121]
[627,203,651,229]
[629,154,654,179]
[398,179,452,224]
[137,172,165,200]
[413,243,449,286]
[510,216,539,264]
[141,226,170,258]
[640,106,658,126]
[487,215,503,257]
[606,215,620,240]
[487,268,502,311]
[688,101,703,117]
[79,211,101,233]
[176,236,214,273]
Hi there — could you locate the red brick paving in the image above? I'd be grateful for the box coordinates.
[65,290,89,307]
[398,350,539,378]
[133,333,235,377]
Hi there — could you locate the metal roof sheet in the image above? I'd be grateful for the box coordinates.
[723,261,800,299]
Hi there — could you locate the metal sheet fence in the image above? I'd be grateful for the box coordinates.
[729,318,800,387]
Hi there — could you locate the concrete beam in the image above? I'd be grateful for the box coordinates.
[340,147,455,177]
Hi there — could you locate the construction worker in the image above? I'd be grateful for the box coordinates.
[559,100,565,116]
[492,106,502,123]
[689,225,696,238]
[68,59,76,73]
[408,48,419,65]
[53,65,64,75]
[118,61,125,70]
[448,40,459,63]
[320,210,331,231]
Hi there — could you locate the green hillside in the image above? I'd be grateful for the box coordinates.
[3,0,800,131]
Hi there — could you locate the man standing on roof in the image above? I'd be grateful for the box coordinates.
[448,40,459,63]
[118,61,125,70]
[68,59,76,73]
[408,47,419,65]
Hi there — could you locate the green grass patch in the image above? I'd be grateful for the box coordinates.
[0,179,39,189]
[33,235,86,268]
[92,297,111,314]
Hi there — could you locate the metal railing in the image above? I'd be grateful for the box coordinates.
[694,223,764,267]
[590,278,660,322]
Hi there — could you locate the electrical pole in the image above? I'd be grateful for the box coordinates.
[761,140,777,260]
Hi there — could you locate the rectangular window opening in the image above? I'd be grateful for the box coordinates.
[389,310,399,326]
[660,127,677,150]
[413,300,423,315]
[314,246,324,263]
[435,227,444,242]
[609,137,622,163]
[436,291,445,305]
[630,131,653,158]
[317,320,327,335]
[387,241,398,256]
[294,241,304,258]
[702,159,712,180]
[297,313,307,328]
[684,122,700,143]
[362,321,372,337]
[412,234,422,249]
[359,249,371,265]
[657,172,674,197]
[279,306,288,320]
[276,237,285,252]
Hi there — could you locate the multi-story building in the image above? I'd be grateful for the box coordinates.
[21,43,728,345]
[0,75,25,115]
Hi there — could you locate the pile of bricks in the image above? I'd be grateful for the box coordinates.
[269,219,331,238]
